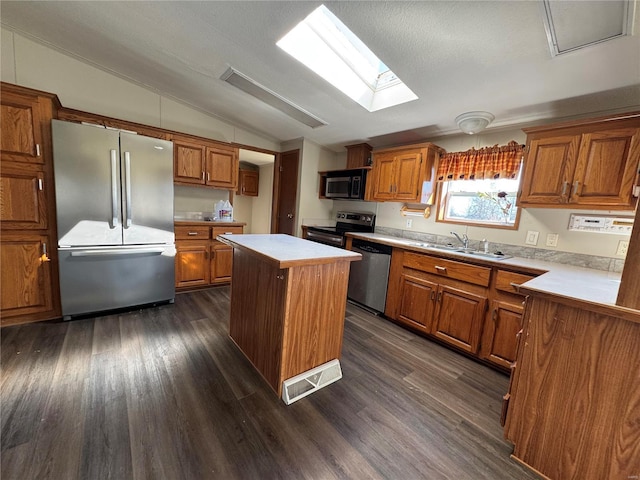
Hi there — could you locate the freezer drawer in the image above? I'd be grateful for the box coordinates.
[58,245,176,318]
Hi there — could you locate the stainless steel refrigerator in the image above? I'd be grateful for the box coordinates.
[52,120,176,319]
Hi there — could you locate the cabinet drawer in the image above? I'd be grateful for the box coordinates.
[403,252,490,287]
[495,270,536,295]
[175,226,210,240]
[212,226,244,238]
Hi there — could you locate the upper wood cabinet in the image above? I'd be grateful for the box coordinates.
[368,143,440,202]
[1,89,47,164]
[345,143,372,169]
[519,113,640,210]
[237,168,259,196]
[173,134,239,190]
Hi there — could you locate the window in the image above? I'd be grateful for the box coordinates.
[276,4,418,112]
[438,177,521,228]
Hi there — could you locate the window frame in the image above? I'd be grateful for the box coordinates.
[435,180,522,230]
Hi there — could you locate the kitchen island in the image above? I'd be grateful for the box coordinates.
[217,234,361,401]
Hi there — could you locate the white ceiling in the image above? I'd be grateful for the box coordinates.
[2,1,639,152]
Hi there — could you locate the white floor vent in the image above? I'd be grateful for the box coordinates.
[281,359,342,405]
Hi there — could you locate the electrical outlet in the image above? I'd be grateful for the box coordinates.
[546,233,559,247]
[617,240,629,256]
[406,218,413,229]
[525,231,539,245]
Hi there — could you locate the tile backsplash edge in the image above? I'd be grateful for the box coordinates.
[374,226,625,273]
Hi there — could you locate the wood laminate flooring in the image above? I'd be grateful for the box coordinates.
[1,287,537,480]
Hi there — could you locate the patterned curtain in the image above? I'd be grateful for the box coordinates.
[436,141,524,182]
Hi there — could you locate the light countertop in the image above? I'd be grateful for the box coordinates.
[175,220,246,227]
[218,234,361,269]
[347,232,624,309]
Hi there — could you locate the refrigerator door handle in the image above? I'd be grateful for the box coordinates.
[70,248,165,257]
[124,151,132,228]
[110,149,119,228]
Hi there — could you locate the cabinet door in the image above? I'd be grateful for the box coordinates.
[0,163,47,230]
[174,140,205,185]
[1,234,54,323]
[0,91,44,164]
[211,242,233,283]
[480,300,523,370]
[371,153,396,200]
[238,169,259,196]
[393,151,422,201]
[571,127,640,208]
[175,242,210,287]
[432,285,487,354]
[519,135,580,205]
[397,274,437,332]
[205,145,238,189]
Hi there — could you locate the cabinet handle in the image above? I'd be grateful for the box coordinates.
[437,291,442,303]
[35,144,41,157]
[430,291,435,301]
[41,242,51,262]
[435,265,447,273]
[38,178,43,191]
[561,181,569,196]
[201,171,205,180]
[207,172,210,182]
[188,232,198,236]
[492,309,498,323]
[276,274,284,280]
[571,180,580,196]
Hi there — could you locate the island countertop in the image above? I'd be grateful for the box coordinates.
[217,234,361,269]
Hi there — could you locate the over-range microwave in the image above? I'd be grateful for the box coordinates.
[325,169,368,200]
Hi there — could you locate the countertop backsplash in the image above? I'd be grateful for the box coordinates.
[375,226,626,273]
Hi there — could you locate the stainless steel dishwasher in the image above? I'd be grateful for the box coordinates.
[347,239,392,313]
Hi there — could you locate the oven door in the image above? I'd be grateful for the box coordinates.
[304,228,345,248]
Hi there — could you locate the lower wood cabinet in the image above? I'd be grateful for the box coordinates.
[1,234,56,324]
[174,223,243,289]
[386,248,540,371]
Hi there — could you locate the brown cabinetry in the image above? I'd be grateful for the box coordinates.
[237,168,259,196]
[345,143,372,169]
[173,135,238,189]
[385,246,540,370]
[368,143,439,202]
[519,113,640,209]
[174,223,243,289]
[0,83,61,325]
[479,269,536,370]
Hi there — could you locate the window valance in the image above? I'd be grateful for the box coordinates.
[436,141,524,182]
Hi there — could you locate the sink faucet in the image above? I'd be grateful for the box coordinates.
[451,231,469,249]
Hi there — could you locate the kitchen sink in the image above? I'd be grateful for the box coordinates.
[408,242,512,260]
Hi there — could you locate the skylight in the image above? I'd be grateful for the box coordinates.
[277,5,418,112]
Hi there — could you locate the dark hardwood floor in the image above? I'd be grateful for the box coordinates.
[1,287,537,479]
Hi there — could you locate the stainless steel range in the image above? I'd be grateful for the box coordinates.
[304,211,376,248]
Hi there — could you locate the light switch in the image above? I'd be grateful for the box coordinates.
[406,218,413,228]
[546,233,559,247]
[525,231,539,245]
[616,240,629,256]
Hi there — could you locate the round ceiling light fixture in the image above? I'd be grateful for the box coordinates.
[455,111,495,135]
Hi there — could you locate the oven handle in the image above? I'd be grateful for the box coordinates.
[305,230,344,246]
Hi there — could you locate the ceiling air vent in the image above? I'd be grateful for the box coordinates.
[220,67,327,128]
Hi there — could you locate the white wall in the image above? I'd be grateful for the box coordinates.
[335,128,633,259]
[251,164,274,234]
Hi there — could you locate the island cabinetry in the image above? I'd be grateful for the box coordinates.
[174,223,243,289]
[1,83,61,325]
[220,234,361,397]
[392,251,490,354]
[173,134,239,189]
[519,112,640,209]
[504,293,640,479]
[368,143,439,202]
[479,269,537,370]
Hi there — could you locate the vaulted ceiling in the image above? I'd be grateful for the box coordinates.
[2,1,639,151]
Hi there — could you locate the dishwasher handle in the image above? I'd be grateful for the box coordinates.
[351,240,392,255]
